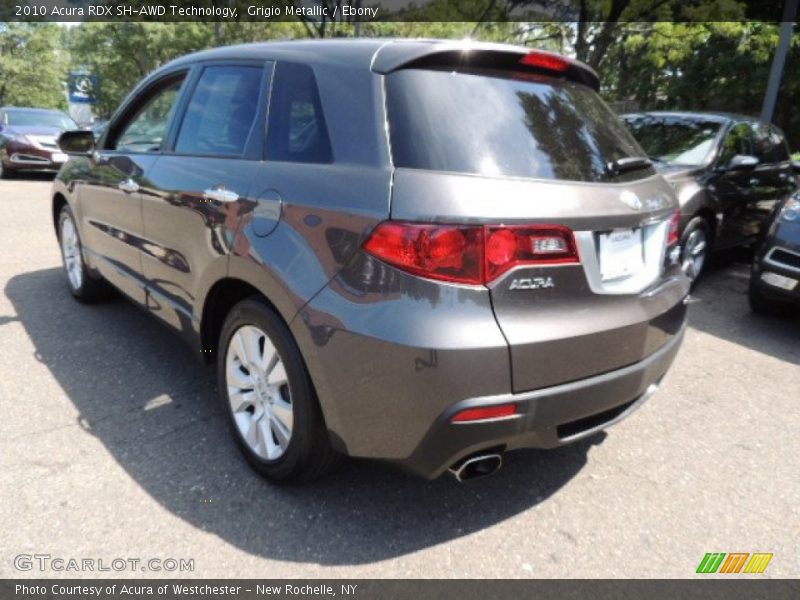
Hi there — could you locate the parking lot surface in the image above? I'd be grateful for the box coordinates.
[1,177,798,578]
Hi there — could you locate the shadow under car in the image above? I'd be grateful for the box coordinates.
[6,267,600,565]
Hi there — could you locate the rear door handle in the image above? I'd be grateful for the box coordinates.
[118,178,139,193]
[203,187,239,203]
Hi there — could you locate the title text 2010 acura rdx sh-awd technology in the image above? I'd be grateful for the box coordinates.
[53,40,689,483]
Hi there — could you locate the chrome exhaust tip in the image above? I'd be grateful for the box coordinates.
[448,453,503,482]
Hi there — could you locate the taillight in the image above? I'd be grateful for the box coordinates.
[485,225,578,281]
[362,222,484,284]
[667,211,681,245]
[451,403,517,423]
[363,222,579,285]
[519,51,569,73]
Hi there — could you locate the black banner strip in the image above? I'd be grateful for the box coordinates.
[1,0,791,23]
[3,579,800,600]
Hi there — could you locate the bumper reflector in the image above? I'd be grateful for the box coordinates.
[451,404,517,423]
[761,271,798,291]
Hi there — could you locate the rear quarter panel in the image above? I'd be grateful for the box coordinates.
[225,66,397,446]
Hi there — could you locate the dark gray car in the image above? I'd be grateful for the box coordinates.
[749,191,800,314]
[53,40,689,483]
[622,111,799,283]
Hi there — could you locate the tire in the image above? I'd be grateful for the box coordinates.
[58,205,113,302]
[680,216,711,287]
[748,277,793,317]
[0,159,12,179]
[217,297,340,483]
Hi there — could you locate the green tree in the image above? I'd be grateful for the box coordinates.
[67,23,198,117]
[0,23,69,109]
[508,0,746,70]
[66,21,303,117]
[601,21,800,150]
[361,20,518,41]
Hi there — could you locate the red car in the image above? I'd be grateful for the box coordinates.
[0,106,78,178]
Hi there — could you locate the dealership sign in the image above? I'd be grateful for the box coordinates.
[67,72,98,104]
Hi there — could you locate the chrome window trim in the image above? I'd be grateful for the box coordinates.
[10,154,51,164]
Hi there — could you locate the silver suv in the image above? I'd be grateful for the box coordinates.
[54,40,689,483]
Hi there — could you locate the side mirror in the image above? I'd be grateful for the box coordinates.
[727,154,759,171]
[791,160,800,174]
[58,130,95,155]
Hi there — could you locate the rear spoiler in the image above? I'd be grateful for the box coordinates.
[371,40,599,91]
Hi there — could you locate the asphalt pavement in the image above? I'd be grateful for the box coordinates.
[1,176,798,578]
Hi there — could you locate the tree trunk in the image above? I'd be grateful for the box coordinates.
[585,0,629,70]
[575,0,589,63]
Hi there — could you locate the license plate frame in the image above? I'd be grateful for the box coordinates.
[599,228,645,281]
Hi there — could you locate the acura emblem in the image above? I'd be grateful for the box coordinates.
[620,190,642,211]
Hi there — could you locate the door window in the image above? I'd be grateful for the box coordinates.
[718,123,753,166]
[769,126,790,162]
[266,62,332,164]
[110,77,185,153]
[174,65,263,156]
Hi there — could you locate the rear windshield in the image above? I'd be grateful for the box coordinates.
[385,68,652,183]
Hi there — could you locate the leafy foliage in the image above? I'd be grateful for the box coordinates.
[0,23,69,109]
[600,22,800,148]
[65,22,304,117]
[0,10,796,150]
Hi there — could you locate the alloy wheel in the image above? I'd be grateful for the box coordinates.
[681,228,707,281]
[60,215,84,291]
[225,325,293,460]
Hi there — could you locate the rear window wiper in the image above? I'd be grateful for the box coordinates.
[606,156,653,176]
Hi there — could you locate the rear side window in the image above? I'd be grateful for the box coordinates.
[386,69,650,182]
[752,123,790,163]
[175,65,263,156]
[770,126,790,162]
[624,114,723,167]
[266,62,332,164]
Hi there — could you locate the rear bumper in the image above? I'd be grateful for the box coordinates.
[395,325,685,479]
[295,252,689,475]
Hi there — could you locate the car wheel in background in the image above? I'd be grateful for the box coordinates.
[58,205,113,302]
[680,216,710,286]
[217,298,340,483]
[0,159,12,179]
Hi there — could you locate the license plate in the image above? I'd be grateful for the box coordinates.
[599,228,645,281]
[52,152,68,164]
